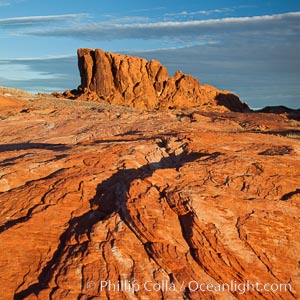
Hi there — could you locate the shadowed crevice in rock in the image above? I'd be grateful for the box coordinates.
[0,133,186,154]
[0,143,70,152]
[0,203,52,235]
[0,153,69,169]
[246,129,300,139]
[281,189,300,201]
[258,146,293,156]
[0,153,33,166]
[0,168,70,234]
[14,150,204,299]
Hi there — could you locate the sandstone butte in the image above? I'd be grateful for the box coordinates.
[53,48,249,112]
[0,50,299,300]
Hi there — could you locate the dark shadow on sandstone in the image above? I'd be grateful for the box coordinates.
[258,146,293,156]
[14,150,205,299]
[0,168,70,234]
[0,143,70,152]
[259,130,300,139]
[281,189,300,201]
[0,133,184,154]
[215,93,250,112]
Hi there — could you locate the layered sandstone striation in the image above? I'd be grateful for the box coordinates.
[0,88,299,299]
[54,48,249,112]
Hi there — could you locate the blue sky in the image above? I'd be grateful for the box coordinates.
[0,0,300,108]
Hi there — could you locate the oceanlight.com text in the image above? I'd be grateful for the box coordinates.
[86,279,292,295]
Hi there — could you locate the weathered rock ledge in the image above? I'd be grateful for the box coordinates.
[53,48,249,112]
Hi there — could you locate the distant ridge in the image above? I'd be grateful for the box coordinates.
[257,105,299,114]
[256,105,300,121]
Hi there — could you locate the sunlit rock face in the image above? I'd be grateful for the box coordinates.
[54,48,249,112]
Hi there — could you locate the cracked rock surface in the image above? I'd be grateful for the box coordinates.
[0,89,299,299]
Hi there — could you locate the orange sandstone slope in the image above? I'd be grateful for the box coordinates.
[0,90,299,299]
[54,48,249,112]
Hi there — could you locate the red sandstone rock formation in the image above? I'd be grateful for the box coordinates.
[54,48,249,112]
[0,87,299,299]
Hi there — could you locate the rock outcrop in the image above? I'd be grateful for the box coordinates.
[0,88,299,299]
[54,48,249,112]
[257,106,300,121]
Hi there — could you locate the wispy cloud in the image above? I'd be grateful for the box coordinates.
[103,16,151,24]
[0,0,11,6]
[0,54,75,61]
[0,0,25,6]
[233,5,257,9]
[132,37,300,108]
[0,13,90,28]
[126,6,166,14]
[164,8,233,17]
[164,5,258,19]
[16,12,300,42]
[0,55,78,93]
